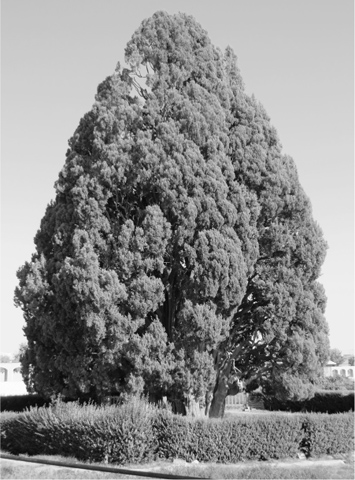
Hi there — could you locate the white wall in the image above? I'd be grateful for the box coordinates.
[0,362,28,396]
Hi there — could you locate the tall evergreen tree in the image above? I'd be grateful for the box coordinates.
[15,11,328,416]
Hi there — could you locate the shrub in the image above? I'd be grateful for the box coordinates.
[153,410,194,460]
[0,411,20,452]
[1,398,354,464]
[154,412,306,462]
[1,409,43,455]
[0,394,50,412]
[301,413,354,457]
[264,391,354,413]
[317,376,354,391]
[0,394,99,413]
[156,411,354,462]
[0,397,157,464]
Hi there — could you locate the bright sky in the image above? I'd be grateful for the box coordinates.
[1,0,354,355]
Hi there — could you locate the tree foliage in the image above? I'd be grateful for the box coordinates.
[0,354,13,363]
[329,348,345,366]
[0,344,26,363]
[15,11,329,416]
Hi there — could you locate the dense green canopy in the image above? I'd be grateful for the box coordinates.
[15,11,328,417]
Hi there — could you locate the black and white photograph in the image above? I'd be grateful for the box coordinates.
[1,1,354,478]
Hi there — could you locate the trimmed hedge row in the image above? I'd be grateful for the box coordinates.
[3,390,353,414]
[0,395,50,412]
[0,399,156,464]
[0,394,92,412]
[264,391,354,413]
[301,413,355,457]
[154,412,305,462]
[1,399,354,464]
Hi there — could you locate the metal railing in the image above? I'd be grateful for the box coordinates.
[225,392,248,407]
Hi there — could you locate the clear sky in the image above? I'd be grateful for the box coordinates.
[1,0,354,355]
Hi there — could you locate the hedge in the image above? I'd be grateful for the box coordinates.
[0,398,156,464]
[1,399,354,464]
[154,411,305,462]
[0,394,96,413]
[3,390,353,414]
[0,394,50,412]
[264,391,354,413]
[301,413,355,457]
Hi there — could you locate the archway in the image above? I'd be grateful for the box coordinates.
[0,367,8,382]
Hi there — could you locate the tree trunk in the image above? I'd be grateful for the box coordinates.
[205,390,213,417]
[209,373,229,418]
[161,269,180,341]
[209,358,233,418]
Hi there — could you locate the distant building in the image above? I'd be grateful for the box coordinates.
[324,360,354,380]
[0,362,28,395]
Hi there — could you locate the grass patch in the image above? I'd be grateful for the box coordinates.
[212,464,353,479]
[163,463,355,479]
[0,454,162,479]
[1,462,117,479]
